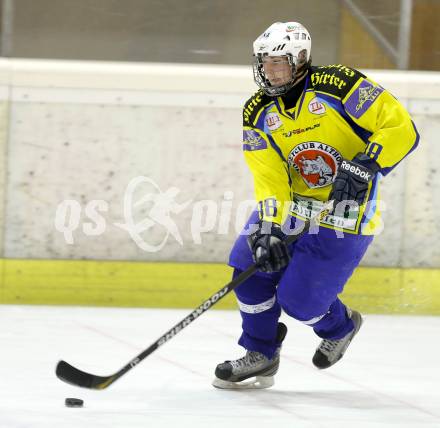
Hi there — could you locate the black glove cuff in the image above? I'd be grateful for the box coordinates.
[353,152,381,175]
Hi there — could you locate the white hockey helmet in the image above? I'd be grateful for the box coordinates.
[253,22,312,96]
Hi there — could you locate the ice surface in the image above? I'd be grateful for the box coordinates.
[0,305,439,428]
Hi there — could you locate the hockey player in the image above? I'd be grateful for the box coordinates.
[213,22,419,389]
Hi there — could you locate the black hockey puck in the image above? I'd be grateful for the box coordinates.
[65,398,84,407]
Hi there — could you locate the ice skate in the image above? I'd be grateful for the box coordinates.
[312,308,363,369]
[212,322,287,390]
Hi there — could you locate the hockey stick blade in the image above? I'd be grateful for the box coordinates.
[55,201,333,390]
[56,360,117,390]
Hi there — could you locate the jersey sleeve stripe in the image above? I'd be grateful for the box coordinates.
[267,133,288,163]
[359,173,381,230]
[255,108,266,131]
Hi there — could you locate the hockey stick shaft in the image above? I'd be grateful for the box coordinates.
[56,264,260,389]
[56,202,332,389]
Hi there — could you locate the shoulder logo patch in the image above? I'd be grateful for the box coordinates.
[344,80,383,118]
[243,129,267,151]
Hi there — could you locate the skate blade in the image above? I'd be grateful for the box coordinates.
[212,375,274,390]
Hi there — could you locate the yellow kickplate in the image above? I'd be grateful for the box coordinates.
[1,259,439,314]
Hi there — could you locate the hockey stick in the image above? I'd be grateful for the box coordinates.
[55,201,333,390]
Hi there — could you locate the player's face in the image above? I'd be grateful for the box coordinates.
[262,56,292,86]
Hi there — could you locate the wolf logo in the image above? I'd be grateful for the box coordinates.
[288,142,341,188]
[299,155,334,187]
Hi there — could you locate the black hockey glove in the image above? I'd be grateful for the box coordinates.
[329,153,381,209]
[247,222,290,273]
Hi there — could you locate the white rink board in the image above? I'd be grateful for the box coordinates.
[0,305,439,428]
[0,59,439,266]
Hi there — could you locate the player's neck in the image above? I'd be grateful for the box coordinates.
[281,70,308,110]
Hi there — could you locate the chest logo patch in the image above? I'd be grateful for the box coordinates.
[308,97,326,115]
[265,112,283,131]
[287,142,342,188]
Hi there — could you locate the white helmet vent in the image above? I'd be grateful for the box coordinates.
[272,44,287,52]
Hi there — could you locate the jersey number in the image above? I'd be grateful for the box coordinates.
[366,142,383,161]
[258,198,278,219]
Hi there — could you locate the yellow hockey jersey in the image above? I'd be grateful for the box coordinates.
[242,64,419,234]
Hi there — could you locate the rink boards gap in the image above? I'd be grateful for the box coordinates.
[0,259,439,315]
